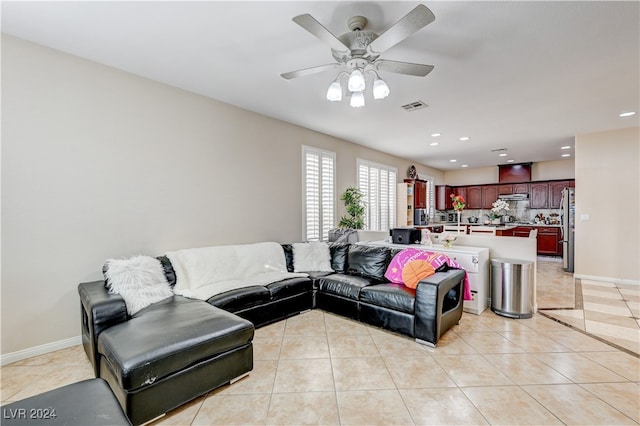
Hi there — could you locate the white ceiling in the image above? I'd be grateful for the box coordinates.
[2,1,639,170]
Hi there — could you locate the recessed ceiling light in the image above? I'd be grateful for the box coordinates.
[430,142,439,146]
[498,153,508,157]
[461,164,468,168]
[450,159,457,163]
[561,145,571,149]
[562,153,571,157]
[459,137,470,141]
[619,111,636,117]
[431,133,441,137]
[507,159,514,163]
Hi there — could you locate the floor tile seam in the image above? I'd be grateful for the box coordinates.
[320,312,342,421]
[574,382,640,424]
[526,352,592,384]
[583,306,638,319]
[532,353,633,384]
[432,352,516,387]
[516,383,588,425]
[394,384,447,426]
[186,393,208,426]
[458,384,539,426]
[537,311,640,358]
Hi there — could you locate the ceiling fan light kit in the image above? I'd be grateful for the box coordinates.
[350,91,366,108]
[282,5,435,108]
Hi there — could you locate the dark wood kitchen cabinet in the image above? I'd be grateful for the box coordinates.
[512,226,533,238]
[454,186,467,202]
[549,181,572,208]
[482,185,499,209]
[435,185,452,211]
[530,183,549,208]
[499,184,513,195]
[466,186,483,209]
[513,183,529,194]
[406,179,427,209]
[499,183,529,195]
[537,226,562,256]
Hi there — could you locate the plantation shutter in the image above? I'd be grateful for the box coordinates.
[357,159,398,231]
[302,146,335,241]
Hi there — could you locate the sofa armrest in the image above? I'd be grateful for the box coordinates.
[414,269,465,346]
[78,281,128,377]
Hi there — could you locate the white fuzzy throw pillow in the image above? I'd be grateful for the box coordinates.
[104,255,173,315]
[292,242,333,272]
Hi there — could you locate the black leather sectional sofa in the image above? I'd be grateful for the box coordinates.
[78,242,465,425]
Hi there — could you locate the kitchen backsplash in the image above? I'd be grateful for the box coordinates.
[438,200,561,224]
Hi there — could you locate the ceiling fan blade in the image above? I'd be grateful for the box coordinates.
[376,60,434,77]
[292,14,351,54]
[280,63,340,80]
[368,5,435,54]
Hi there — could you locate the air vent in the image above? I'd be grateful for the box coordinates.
[491,148,508,152]
[401,101,428,111]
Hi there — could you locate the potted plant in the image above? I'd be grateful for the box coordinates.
[338,186,366,229]
[488,199,510,224]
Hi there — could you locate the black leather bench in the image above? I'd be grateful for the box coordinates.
[0,379,130,425]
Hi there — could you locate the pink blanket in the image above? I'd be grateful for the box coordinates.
[385,248,472,300]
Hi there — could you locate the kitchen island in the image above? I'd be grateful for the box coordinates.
[429,222,562,256]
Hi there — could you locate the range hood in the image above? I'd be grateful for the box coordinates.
[499,193,529,200]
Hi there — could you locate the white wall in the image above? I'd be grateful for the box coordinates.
[444,160,575,186]
[574,127,639,282]
[0,35,443,356]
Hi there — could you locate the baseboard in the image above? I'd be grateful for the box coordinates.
[0,335,82,366]
[574,274,640,286]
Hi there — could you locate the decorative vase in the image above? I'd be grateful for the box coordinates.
[457,211,461,232]
[492,218,501,225]
[444,241,453,248]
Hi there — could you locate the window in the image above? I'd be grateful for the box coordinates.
[357,159,397,231]
[302,146,336,241]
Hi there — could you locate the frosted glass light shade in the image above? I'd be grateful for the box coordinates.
[326,81,342,102]
[347,69,365,92]
[350,91,365,108]
[373,78,390,99]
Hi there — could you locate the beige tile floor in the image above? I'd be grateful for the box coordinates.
[537,257,640,355]
[2,259,639,425]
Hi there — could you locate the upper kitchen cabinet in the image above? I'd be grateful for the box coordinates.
[435,185,453,211]
[530,183,549,208]
[466,186,483,209]
[498,163,532,183]
[482,185,499,209]
[410,179,428,209]
[514,183,529,194]
[499,184,513,195]
[499,183,528,195]
[549,181,572,208]
[454,186,467,202]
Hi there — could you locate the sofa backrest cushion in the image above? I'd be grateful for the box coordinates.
[346,245,391,283]
[329,242,350,273]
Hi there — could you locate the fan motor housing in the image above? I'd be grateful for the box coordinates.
[333,31,380,62]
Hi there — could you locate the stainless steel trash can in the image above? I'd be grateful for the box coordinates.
[491,258,533,319]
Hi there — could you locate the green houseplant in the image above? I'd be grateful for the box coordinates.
[338,186,366,229]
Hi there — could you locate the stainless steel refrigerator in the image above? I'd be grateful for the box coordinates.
[561,187,575,272]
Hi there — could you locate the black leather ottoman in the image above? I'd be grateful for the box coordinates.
[97,296,254,425]
[0,379,131,425]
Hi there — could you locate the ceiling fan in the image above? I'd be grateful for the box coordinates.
[281,4,436,107]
